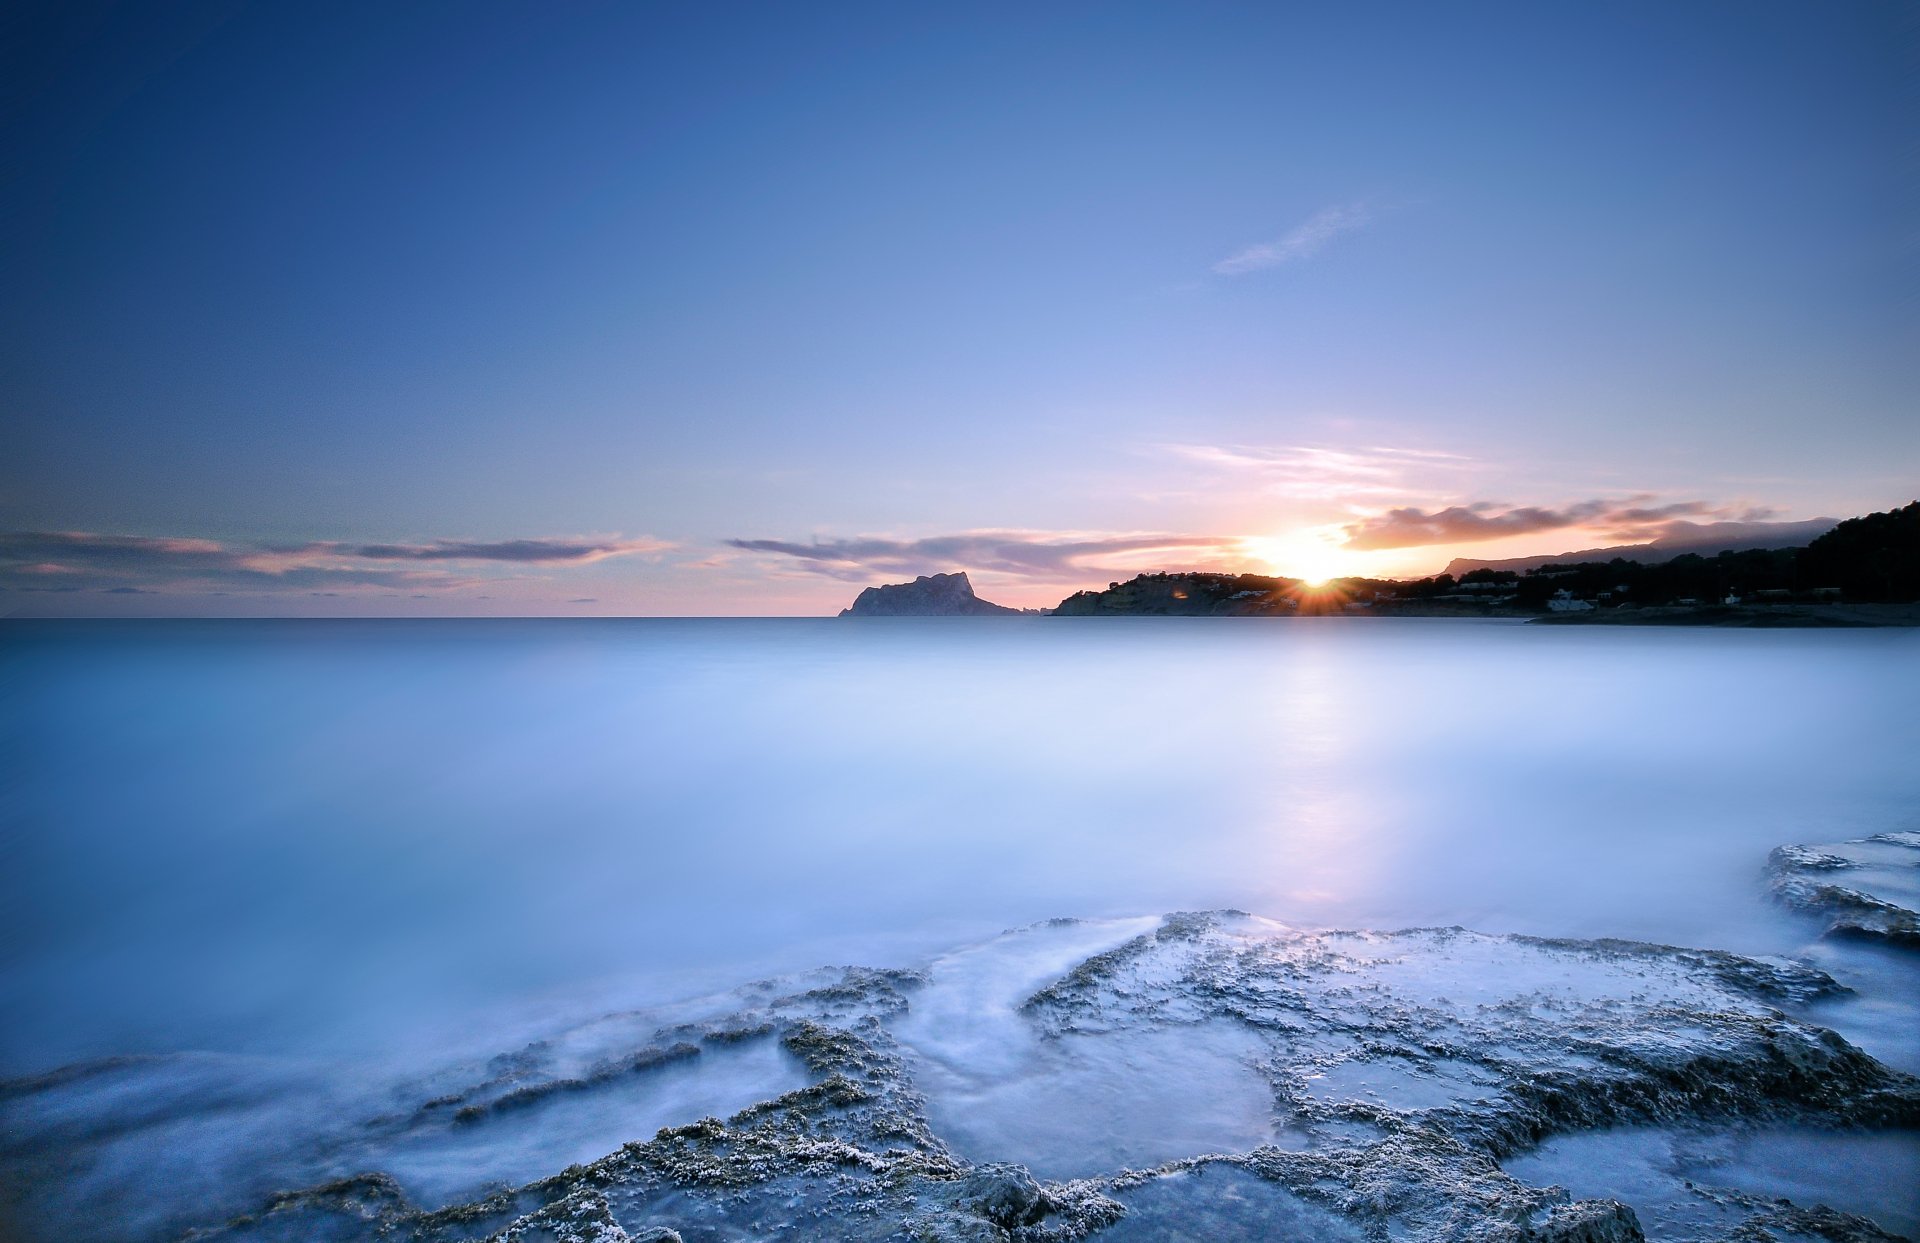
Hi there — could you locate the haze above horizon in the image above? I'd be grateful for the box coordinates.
[3,1,1913,615]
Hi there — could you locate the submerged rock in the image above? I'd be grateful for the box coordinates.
[956,1164,1044,1228]
[1769,832,1920,947]
[1530,1198,1644,1243]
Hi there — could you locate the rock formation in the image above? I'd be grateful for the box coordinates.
[838,572,1024,617]
[120,909,1916,1243]
[1769,831,1920,947]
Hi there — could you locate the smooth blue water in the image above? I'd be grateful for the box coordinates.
[2,618,1916,1239]
[4,617,1915,1077]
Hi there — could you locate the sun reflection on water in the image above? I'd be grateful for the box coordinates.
[1252,641,1390,923]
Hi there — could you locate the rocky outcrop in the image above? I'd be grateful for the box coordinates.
[838,572,1024,617]
[149,912,1917,1243]
[1768,832,1920,947]
[1050,572,1300,616]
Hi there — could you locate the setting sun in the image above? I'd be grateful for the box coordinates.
[1243,528,1355,586]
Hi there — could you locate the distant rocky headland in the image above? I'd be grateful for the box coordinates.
[838,571,1030,617]
[837,502,1920,625]
[1053,573,1305,617]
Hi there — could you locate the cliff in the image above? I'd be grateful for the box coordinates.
[838,572,1024,617]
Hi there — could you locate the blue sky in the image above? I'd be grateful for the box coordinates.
[2,0,1912,613]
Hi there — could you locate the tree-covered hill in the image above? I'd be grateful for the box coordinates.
[1797,501,1920,601]
[1045,502,1920,614]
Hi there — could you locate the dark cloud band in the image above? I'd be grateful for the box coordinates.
[1339,499,1780,551]
[0,530,669,596]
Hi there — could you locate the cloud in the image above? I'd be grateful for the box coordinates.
[1161,442,1475,501]
[0,530,670,597]
[1338,498,1767,551]
[1214,203,1373,275]
[273,537,671,563]
[1,532,248,574]
[724,530,1241,583]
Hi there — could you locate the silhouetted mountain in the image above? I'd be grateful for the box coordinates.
[1444,518,1838,576]
[838,572,1024,616]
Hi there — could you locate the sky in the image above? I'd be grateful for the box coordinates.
[1,0,1914,615]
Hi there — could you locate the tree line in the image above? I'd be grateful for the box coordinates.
[1375,501,1919,606]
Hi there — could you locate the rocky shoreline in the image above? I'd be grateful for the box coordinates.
[6,842,1918,1243]
[1769,833,1920,947]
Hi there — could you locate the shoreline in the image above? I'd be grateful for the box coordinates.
[1524,601,1920,628]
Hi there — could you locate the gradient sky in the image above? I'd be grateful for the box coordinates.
[2,0,1913,615]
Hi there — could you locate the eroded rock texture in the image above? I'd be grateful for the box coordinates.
[152,913,1916,1243]
[1769,832,1920,947]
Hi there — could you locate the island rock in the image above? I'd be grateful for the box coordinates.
[838,572,1023,617]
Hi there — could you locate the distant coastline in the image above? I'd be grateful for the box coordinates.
[1527,602,1920,628]
[837,502,1920,626]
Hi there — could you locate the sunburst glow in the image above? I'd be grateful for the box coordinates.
[1242,528,1355,586]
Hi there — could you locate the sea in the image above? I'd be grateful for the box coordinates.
[2,617,1916,1238]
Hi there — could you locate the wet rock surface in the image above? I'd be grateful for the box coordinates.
[6,912,1917,1242]
[1502,1125,1920,1243]
[1769,833,1920,947]
[67,912,1899,1243]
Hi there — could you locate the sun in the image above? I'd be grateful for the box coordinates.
[1243,528,1354,586]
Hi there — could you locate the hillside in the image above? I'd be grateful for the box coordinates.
[1444,517,1837,576]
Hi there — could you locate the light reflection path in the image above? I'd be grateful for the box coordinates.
[1251,632,1390,920]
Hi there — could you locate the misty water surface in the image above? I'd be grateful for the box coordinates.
[4,617,1919,1239]
[4,617,1915,1078]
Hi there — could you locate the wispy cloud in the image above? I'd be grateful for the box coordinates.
[266,537,671,564]
[1160,442,1475,501]
[1338,498,1783,551]
[724,530,1241,583]
[1213,203,1373,276]
[0,531,672,596]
